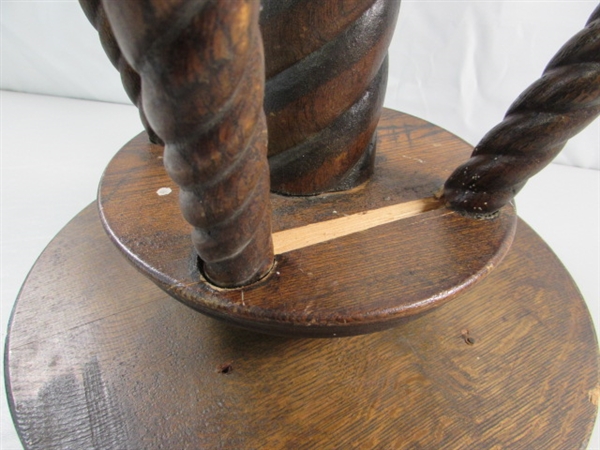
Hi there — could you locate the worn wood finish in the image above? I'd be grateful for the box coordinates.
[444,4,600,216]
[6,204,599,449]
[78,0,162,145]
[261,0,400,195]
[102,0,274,288]
[99,109,517,337]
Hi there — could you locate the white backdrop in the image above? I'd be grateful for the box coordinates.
[2,1,599,169]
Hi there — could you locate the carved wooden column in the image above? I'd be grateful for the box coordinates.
[444,4,600,217]
[101,0,274,288]
[78,0,163,145]
[260,0,401,195]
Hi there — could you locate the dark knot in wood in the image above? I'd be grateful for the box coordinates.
[102,0,274,288]
[444,4,600,216]
[78,0,163,145]
[261,0,401,195]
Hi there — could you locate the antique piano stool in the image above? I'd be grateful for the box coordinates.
[6,1,600,448]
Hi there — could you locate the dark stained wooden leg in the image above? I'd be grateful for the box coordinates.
[444,4,600,217]
[101,0,274,288]
[260,0,401,195]
[78,0,163,145]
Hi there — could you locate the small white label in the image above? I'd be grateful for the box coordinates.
[156,187,172,196]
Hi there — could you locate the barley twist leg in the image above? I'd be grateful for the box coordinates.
[78,0,163,145]
[260,0,401,195]
[444,5,600,217]
[102,0,274,288]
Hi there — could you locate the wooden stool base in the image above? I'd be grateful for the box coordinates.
[6,204,598,449]
[98,110,517,337]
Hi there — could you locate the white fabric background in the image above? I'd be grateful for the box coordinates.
[1,1,599,449]
[2,1,599,169]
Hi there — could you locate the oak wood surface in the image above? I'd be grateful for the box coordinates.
[5,203,598,449]
[98,109,517,337]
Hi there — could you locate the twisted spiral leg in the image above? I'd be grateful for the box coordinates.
[444,5,600,217]
[260,0,401,195]
[78,0,163,145]
[102,0,274,288]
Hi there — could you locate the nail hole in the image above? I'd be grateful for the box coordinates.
[218,362,233,374]
[461,328,475,345]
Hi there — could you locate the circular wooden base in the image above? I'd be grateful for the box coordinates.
[6,204,598,449]
[98,110,517,336]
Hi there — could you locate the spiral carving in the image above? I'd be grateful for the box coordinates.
[102,0,274,288]
[444,4,600,217]
[79,0,163,145]
[260,0,401,195]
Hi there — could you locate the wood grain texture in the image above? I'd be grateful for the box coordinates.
[261,0,401,195]
[272,197,442,254]
[78,0,162,145]
[6,204,598,449]
[98,109,517,337]
[101,0,274,288]
[444,4,600,216]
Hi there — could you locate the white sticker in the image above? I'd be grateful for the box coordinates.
[156,187,172,196]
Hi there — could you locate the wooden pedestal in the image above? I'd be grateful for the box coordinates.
[98,110,516,337]
[5,111,598,448]
[5,204,599,448]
